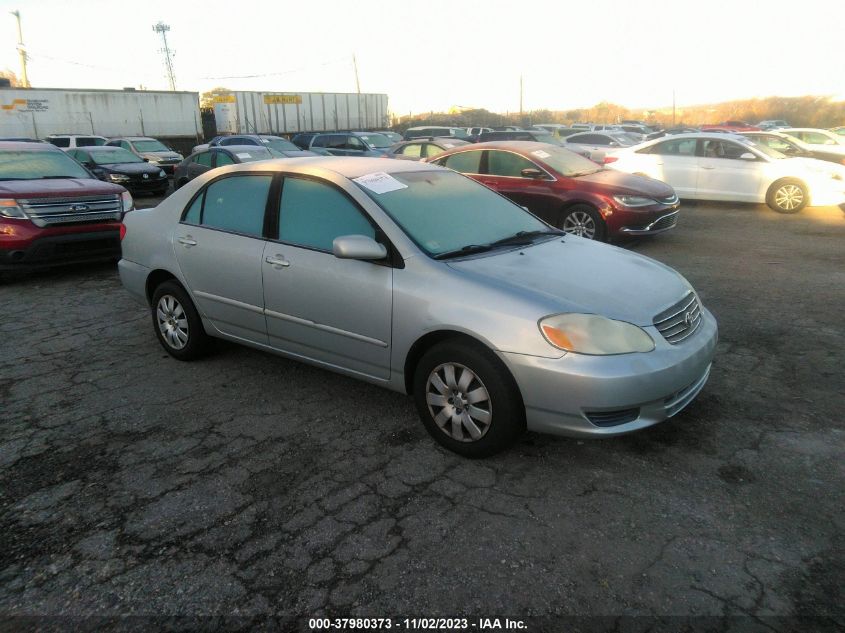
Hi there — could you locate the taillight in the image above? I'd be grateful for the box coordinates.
[603,156,619,164]
[119,223,126,241]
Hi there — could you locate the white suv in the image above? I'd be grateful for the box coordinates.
[45,134,108,149]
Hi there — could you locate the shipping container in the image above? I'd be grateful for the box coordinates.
[213,91,389,135]
[0,87,201,140]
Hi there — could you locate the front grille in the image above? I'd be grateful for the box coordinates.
[585,408,640,427]
[19,195,122,228]
[653,292,702,344]
[649,213,678,232]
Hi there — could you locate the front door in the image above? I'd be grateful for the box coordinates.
[262,175,393,380]
[478,149,559,224]
[697,139,762,202]
[173,173,273,343]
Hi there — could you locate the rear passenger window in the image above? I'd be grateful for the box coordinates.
[401,144,423,158]
[50,137,70,148]
[441,150,482,174]
[196,152,213,167]
[187,175,271,237]
[651,139,698,156]
[278,177,375,251]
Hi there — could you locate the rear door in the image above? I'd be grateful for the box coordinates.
[262,176,393,379]
[188,151,214,180]
[173,173,273,343]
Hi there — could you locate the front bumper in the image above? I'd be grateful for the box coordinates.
[605,201,681,237]
[618,210,679,235]
[502,307,718,437]
[0,228,121,271]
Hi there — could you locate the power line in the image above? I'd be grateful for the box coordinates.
[199,57,350,81]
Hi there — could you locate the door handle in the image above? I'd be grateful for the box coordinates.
[177,236,197,247]
[701,165,716,170]
[655,161,664,166]
[265,254,290,268]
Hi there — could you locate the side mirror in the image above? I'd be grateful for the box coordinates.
[143,158,150,162]
[83,161,96,169]
[608,141,619,147]
[332,235,387,261]
[739,152,757,161]
[520,167,546,179]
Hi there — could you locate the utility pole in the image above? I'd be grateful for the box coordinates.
[352,54,361,94]
[672,89,676,126]
[519,75,523,117]
[10,10,30,88]
[152,21,176,91]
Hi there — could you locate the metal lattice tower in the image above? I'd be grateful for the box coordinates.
[152,21,176,91]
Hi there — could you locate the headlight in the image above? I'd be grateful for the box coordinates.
[613,195,658,208]
[0,199,28,219]
[108,173,131,183]
[539,313,655,355]
[147,157,161,163]
[121,191,134,212]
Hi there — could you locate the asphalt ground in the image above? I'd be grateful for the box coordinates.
[1,192,843,633]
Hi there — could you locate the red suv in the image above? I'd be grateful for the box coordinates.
[427,141,679,241]
[0,142,133,271]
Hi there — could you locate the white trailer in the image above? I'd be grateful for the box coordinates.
[213,91,389,135]
[0,87,201,140]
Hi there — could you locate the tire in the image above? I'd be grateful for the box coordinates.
[766,178,808,214]
[150,280,210,361]
[560,204,607,241]
[412,340,525,457]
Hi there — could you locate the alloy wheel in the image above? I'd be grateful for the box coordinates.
[156,294,189,350]
[774,184,804,211]
[562,211,597,239]
[425,363,492,442]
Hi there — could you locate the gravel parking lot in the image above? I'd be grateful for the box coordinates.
[1,198,842,631]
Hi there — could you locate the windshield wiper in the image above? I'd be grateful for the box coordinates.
[40,175,79,179]
[433,244,494,260]
[489,229,564,247]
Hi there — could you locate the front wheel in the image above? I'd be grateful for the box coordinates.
[560,204,607,241]
[766,178,808,214]
[413,340,525,457]
[150,280,210,360]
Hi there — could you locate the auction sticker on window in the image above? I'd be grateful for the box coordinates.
[531,150,551,159]
[353,172,408,194]
[236,153,252,159]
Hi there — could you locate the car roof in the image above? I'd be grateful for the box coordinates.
[114,136,156,141]
[212,145,273,152]
[444,140,561,153]
[0,141,62,151]
[782,127,833,133]
[215,156,444,180]
[46,134,106,138]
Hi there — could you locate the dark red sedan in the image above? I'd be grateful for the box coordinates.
[426,141,680,241]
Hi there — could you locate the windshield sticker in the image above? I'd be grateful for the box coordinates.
[236,153,252,159]
[360,136,369,140]
[353,172,408,194]
[531,150,551,159]
[442,143,454,148]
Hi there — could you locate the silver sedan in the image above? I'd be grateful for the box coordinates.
[119,157,718,457]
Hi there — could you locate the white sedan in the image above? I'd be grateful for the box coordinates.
[782,128,845,150]
[604,133,845,213]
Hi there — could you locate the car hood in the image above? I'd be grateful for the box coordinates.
[141,151,183,161]
[278,150,317,157]
[100,162,163,175]
[0,178,126,198]
[570,169,676,198]
[447,237,691,326]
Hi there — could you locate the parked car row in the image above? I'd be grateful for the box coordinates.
[43,134,185,175]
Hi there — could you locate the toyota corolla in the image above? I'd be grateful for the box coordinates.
[119,157,717,456]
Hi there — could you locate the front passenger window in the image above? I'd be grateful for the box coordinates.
[346,136,365,151]
[279,177,375,252]
[487,151,537,177]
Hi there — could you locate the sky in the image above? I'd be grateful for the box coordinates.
[1,0,843,116]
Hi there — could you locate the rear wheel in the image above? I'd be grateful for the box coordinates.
[413,340,525,457]
[560,204,607,241]
[150,280,210,360]
[766,178,808,214]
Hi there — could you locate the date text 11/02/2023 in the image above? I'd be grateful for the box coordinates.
[308,618,528,630]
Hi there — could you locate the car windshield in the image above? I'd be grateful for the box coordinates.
[0,150,91,180]
[133,139,170,152]
[526,145,603,176]
[76,137,107,147]
[261,138,299,152]
[450,129,470,139]
[89,148,144,164]
[356,170,549,257]
[358,133,393,149]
